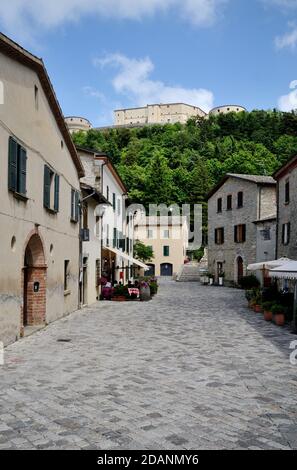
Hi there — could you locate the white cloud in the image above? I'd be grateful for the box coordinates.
[94,53,214,112]
[278,80,297,111]
[275,24,297,49]
[0,0,227,40]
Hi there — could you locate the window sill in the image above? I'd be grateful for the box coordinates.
[13,192,28,202]
[284,202,290,206]
[64,290,71,297]
[70,218,78,224]
[45,207,58,215]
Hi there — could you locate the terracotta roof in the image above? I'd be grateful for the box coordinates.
[0,32,84,178]
[207,173,276,200]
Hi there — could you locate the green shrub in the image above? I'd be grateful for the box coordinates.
[239,275,260,290]
[271,304,285,315]
[262,301,274,311]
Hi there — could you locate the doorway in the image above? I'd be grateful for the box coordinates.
[237,256,244,284]
[23,233,47,329]
[160,263,173,277]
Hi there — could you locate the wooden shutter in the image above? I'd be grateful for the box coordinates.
[113,228,117,248]
[54,174,60,212]
[215,229,218,244]
[75,191,79,222]
[242,225,246,243]
[221,228,224,244]
[18,146,27,195]
[43,165,51,208]
[8,137,18,192]
[287,222,291,244]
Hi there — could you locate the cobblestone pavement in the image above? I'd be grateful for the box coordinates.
[1,280,297,450]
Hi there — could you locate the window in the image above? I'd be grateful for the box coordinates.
[217,198,222,213]
[234,224,246,243]
[64,260,70,292]
[282,223,291,246]
[163,229,170,239]
[82,203,88,229]
[215,228,224,245]
[163,246,170,257]
[237,191,243,208]
[34,85,39,110]
[70,188,79,222]
[8,137,27,197]
[147,229,153,239]
[44,165,60,212]
[285,179,290,204]
[113,227,117,248]
[260,228,271,241]
[227,195,232,211]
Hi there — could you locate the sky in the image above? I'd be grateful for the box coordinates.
[1,0,297,126]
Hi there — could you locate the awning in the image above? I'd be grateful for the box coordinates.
[269,261,297,280]
[247,257,291,272]
[103,245,149,271]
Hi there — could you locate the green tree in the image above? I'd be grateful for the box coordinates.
[134,240,154,263]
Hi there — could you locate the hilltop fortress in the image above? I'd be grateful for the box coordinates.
[65,102,246,133]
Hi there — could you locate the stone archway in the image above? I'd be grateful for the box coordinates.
[22,233,47,329]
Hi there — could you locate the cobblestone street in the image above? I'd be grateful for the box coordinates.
[1,280,297,450]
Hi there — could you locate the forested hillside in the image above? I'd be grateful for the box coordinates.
[73,110,297,207]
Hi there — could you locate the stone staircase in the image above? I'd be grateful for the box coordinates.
[176,249,209,283]
[176,262,201,282]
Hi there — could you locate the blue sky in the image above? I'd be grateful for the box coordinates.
[1,0,297,126]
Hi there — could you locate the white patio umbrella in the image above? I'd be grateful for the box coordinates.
[247,257,290,271]
[269,260,297,334]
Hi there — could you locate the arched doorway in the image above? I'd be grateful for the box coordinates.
[237,256,244,285]
[23,233,47,329]
[160,263,173,277]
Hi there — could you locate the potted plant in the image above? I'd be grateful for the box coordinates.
[262,301,273,322]
[208,274,214,286]
[140,281,151,301]
[271,304,286,326]
[253,290,262,313]
[149,279,158,297]
[218,272,225,286]
[245,290,254,308]
[112,284,128,302]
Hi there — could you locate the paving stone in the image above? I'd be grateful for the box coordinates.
[0,280,296,449]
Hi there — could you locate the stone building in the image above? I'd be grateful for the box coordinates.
[274,155,297,260]
[114,103,207,126]
[0,33,84,346]
[207,174,276,285]
[134,215,189,277]
[65,116,92,134]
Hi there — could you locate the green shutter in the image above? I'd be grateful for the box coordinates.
[43,165,51,208]
[18,147,27,195]
[8,137,18,192]
[75,191,79,222]
[113,228,117,248]
[54,174,60,212]
[163,246,170,256]
[112,193,116,210]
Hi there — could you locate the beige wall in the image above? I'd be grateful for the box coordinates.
[135,219,188,277]
[115,103,206,126]
[0,51,81,346]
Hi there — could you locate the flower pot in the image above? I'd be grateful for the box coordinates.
[112,296,127,302]
[209,278,214,286]
[264,310,273,322]
[274,313,285,326]
[254,304,262,313]
[218,277,224,286]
